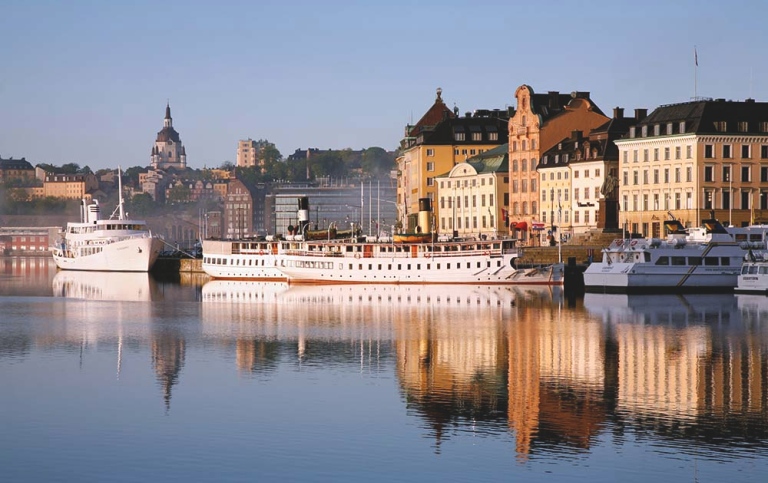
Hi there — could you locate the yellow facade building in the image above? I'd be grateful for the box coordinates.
[615,98,768,236]
[397,88,509,231]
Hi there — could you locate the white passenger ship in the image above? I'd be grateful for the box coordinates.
[202,196,564,285]
[202,239,285,280]
[51,180,164,272]
[584,218,768,294]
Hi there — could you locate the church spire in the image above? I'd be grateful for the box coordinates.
[164,102,172,128]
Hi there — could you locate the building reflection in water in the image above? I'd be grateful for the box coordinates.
[11,274,768,457]
[0,256,57,296]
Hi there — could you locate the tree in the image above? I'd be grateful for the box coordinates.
[310,151,345,178]
[123,166,146,188]
[220,161,234,170]
[361,147,395,178]
[60,163,80,174]
[167,183,191,204]
[127,193,156,216]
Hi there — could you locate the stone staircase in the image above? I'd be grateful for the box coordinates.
[517,229,623,266]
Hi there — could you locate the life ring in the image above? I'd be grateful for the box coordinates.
[630,240,637,247]
[425,253,431,258]
[259,250,265,255]
[483,251,490,256]
[354,253,360,259]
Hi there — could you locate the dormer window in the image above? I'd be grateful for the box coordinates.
[630,126,636,138]
[641,126,648,137]
[714,121,727,132]
[653,125,660,136]
[667,123,674,134]
[679,121,686,132]
[738,122,749,132]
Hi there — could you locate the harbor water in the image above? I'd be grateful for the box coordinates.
[2,257,768,482]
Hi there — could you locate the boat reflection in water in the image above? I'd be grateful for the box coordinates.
[52,270,162,301]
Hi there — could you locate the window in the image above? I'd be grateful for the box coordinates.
[686,145,692,159]
[714,121,727,132]
[643,149,649,162]
[633,171,639,185]
[675,146,681,159]
[742,145,751,158]
[664,168,670,184]
[653,148,659,161]
[762,166,768,183]
[633,150,638,162]
[705,145,714,158]
[686,166,692,182]
[643,170,649,184]
[705,166,714,182]
[675,168,681,183]
[742,166,751,182]
[574,188,580,200]
[594,187,600,199]
[723,165,731,182]
[426,177,434,186]
[623,151,628,164]
[455,132,465,141]
[489,132,498,141]
[595,169,600,177]
[623,171,629,185]
[426,162,434,171]
[739,122,749,132]
[574,170,579,178]
[512,159,518,172]
[723,145,732,158]
[664,147,670,160]
[471,132,482,141]
[653,169,659,184]
[426,149,434,156]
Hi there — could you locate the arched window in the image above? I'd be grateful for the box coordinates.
[512,159,518,172]
[513,202,519,215]
[522,202,528,215]
[532,201,538,215]
[522,159,527,172]
[530,158,537,171]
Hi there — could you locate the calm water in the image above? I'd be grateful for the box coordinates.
[2,257,768,482]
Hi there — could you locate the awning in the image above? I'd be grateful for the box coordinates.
[512,221,528,230]
[531,222,546,231]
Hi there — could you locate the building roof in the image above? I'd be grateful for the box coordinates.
[405,88,456,139]
[629,98,768,136]
[526,88,606,121]
[0,157,34,170]
[467,144,509,174]
[156,127,181,143]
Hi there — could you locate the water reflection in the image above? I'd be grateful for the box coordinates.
[53,270,162,301]
[3,278,768,466]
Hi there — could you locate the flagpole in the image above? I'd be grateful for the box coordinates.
[694,45,698,99]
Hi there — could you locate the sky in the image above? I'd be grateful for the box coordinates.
[1,0,766,171]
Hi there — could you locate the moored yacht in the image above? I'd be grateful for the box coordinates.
[584,217,768,293]
[51,170,164,272]
[735,251,768,294]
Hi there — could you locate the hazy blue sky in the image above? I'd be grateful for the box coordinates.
[1,0,765,171]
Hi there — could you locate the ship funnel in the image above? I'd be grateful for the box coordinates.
[87,200,101,224]
[417,198,432,233]
[297,196,310,233]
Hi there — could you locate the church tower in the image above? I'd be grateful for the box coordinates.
[151,103,187,170]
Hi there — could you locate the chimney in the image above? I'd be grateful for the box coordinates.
[634,108,648,121]
[613,107,624,119]
[548,91,560,109]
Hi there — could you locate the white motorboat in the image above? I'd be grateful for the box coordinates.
[735,251,768,294]
[583,218,768,293]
